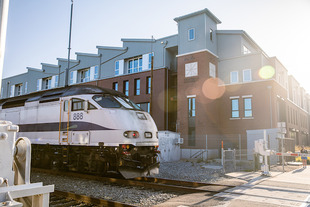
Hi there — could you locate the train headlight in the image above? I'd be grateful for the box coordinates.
[144,132,152,138]
[123,131,140,138]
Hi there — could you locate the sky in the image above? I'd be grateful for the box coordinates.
[2,0,310,91]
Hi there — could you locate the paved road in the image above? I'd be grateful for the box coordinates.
[156,166,310,207]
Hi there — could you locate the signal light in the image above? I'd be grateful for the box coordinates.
[123,131,140,138]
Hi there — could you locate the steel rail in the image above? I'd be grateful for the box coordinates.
[52,190,137,207]
[32,168,236,194]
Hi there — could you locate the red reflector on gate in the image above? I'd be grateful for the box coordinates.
[276,153,281,155]
[291,153,298,156]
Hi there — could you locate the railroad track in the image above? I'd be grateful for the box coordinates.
[33,168,238,195]
[51,190,136,207]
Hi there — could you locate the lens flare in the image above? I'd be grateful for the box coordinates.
[259,65,275,79]
[202,78,225,100]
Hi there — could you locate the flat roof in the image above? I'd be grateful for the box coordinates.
[174,8,221,24]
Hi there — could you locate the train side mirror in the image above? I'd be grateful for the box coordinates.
[84,101,88,113]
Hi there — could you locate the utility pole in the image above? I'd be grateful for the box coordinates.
[64,0,73,87]
[149,36,154,116]
[0,0,10,95]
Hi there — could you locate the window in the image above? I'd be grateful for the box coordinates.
[139,102,150,113]
[54,75,59,87]
[243,69,252,82]
[115,61,119,76]
[89,66,99,80]
[70,71,74,85]
[123,80,129,96]
[148,53,153,69]
[128,57,142,74]
[43,77,52,90]
[64,100,69,112]
[146,76,151,94]
[72,98,84,111]
[113,82,118,91]
[134,79,140,95]
[36,79,42,91]
[16,84,23,96]
[188,97,196,117]
[209,62,216,78]
[114,96,140,110]
[25,82,28,94]
[188,28,195,41]
[243,45,251,55]
[244,98,252,117]
[93,95,121,108]
[231,99,239,118]
[93,66,99,80]
[9,85,15,97]
[230,71,238,83]
[209,28,213,41]
[80,69,90,83]
[185,62,198,77]
[88,102,97,110]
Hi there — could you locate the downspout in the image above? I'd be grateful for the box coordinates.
[97,53,102,86]
[160,41,168,130]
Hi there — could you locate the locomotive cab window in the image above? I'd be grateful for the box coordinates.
[93,95,121,108]
[64,99,96,111]
[72,98,84,111]
[88,102,97,110]
[64,100,69,112]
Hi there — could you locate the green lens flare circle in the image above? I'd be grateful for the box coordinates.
[259,65,275,79]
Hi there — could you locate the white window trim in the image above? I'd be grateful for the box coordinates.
[185,62,198,77]
[209,62,216,78]
[127,57,142,74]
[230,71,238,83]
[10,85,15,97]
[70,71,77,85]
[37,79,42,91]
[118,60,124,75]
[187,95,196,98]
[230,96,240,99]
[90,66,95,80]
[51,76,56,88]
[230,117,241,120]
[243,69,252,82]
[142,53,150,71]
[242,117,254,120]
[188,28,195,41]
[243,97,253,118]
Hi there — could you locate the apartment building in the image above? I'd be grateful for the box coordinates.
[1,8,309,157]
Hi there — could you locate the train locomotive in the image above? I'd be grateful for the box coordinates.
[0,85,160,178]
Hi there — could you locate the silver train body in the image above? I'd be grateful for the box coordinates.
[0,85,159,178]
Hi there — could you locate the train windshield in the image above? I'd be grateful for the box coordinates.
[93,95,121,108]
[93,95,141,110]
[114,96,140,110]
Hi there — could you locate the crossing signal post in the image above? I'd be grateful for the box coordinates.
[277,122,287,172]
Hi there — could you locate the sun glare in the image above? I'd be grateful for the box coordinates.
[259,65,275,79]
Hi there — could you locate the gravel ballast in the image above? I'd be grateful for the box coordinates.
[31,161,225,206]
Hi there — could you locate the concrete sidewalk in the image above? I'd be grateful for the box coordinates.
[215,166,310,207]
